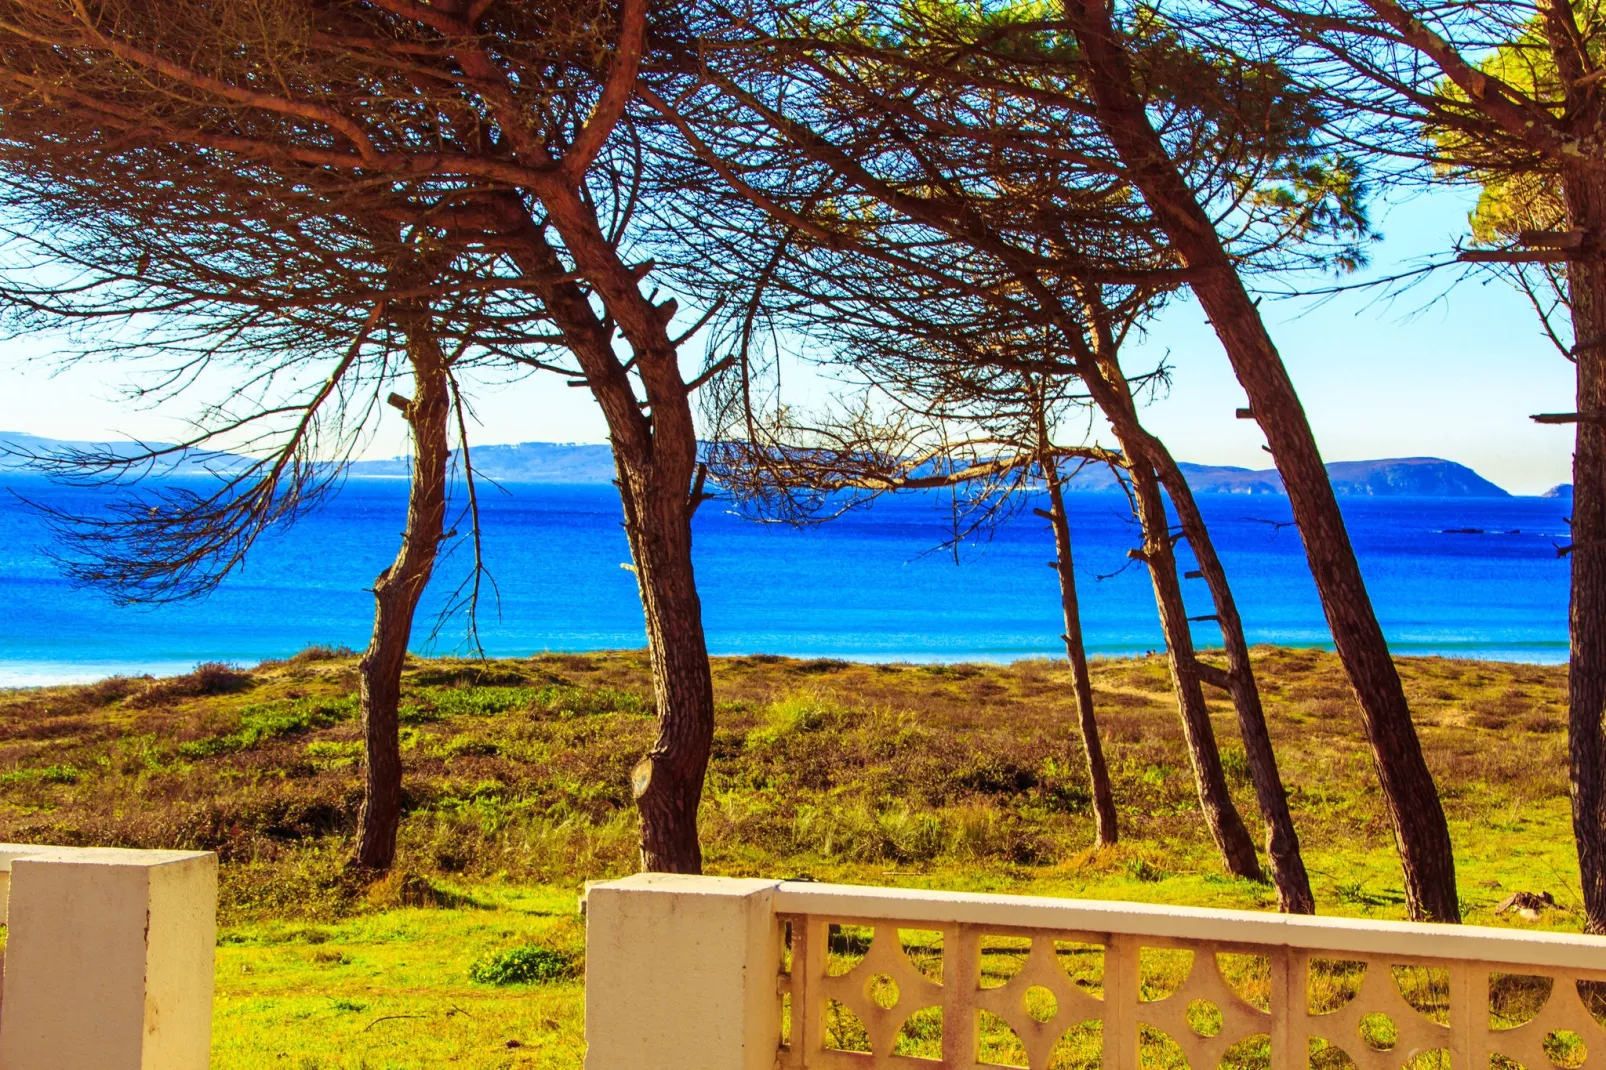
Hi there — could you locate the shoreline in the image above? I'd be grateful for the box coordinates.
[0,640,1572,689]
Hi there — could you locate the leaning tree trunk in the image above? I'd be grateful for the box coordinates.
[1042,461,1120,846]
[501,193,715,874]
[1087,334,1314,912]
[354,323,452,871]
[1062,304,1261,879]
[1067,0,1459,921]
[1561,160,1606,934]
[1127,456,1263,880]
[616,449,717,874]
[1152,452,1316,914]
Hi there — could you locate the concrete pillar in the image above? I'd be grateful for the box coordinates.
[0,844,217,1070]
[584,874,782,1070]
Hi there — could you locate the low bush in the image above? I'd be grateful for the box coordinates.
[0,763,80,785]
[531,685,648,719]
[468,945,577,985]
[746,691,836,746]
[290,645,356,664]
[131,662,254,707]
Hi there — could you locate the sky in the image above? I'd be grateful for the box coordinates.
[1132,186,1576,495]
[0,186,1578,495]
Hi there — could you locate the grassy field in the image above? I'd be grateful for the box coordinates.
[0,647,1586,1068]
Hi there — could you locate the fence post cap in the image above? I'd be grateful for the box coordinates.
[0,842,216,871]
[587,873,785,898]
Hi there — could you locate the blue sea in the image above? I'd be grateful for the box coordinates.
[0,476,1574,686]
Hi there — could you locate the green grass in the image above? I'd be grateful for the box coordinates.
[178,696,358,758]
[212,886,584,1069]
[0,646,1592,1067]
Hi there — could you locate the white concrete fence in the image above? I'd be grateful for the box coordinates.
[585,874,1606,1070]
[0,843,216,1070]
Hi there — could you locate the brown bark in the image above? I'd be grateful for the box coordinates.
[447,0,715,870]
[1080,310,1313,911]
[354,320,452,871]
[1152,452,1316,913]
[1357,0,1606,935]
[1042,460,1120,846]
[1066,0,1459,921]
[497,198,714,874]
[617,453,716,873]
[1127,455,1263,880]
[1561,159,1606,934]
[1054,297,1262,880]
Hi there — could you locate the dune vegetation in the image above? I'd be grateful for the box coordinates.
[0,647,1583,1068]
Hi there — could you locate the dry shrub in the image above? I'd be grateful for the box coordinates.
[1099,690,1160,709]
[1102,714,1147,743]
[0,713,103,743]
[407,663,537,688]
[1308,698,1352,720]
[547,654,602,674]
[0,675,143,731]
[130,662,254,707]
[1287,683,1353,703]
[254,645,356,670]
[81,676,143,706]
[1012,660,1053,686]
[795,658,851,674]
[290,645,355,664]
[365,870,470,909]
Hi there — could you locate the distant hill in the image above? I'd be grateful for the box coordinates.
[1061,456,1510,497]
[3,435,1518,496]
[348,441,616,483]
[1543,484,1574,499]
[0,431,245,475]
[1324,458,1511,497]
[1176,463,1288,496]
[0,434,619,485]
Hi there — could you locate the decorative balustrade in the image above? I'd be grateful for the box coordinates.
[0,843,216,1070]
[584,875,1606,1070]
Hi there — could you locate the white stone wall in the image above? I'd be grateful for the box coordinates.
[0,843,216,1070]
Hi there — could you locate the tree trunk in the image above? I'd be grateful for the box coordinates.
[1067,0,1459,921]
[499,196,714,874]
[1043,462,1120,846]
[1064,297,1262,880]
[1082,322,1314,911]
[1151,451,1316,913]
[354,322,452,871]
[1128,456,1263,880]
[1561,160,1606,934]
[616,450,716,874]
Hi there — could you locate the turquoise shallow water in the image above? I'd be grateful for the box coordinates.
[0,476,1573,685]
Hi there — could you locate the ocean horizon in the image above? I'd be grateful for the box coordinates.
[0,476,1574,686]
